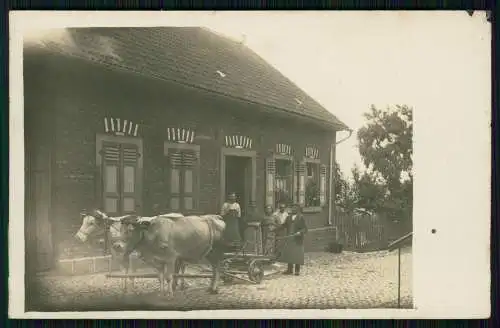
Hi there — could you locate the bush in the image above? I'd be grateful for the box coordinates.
[326,242,343,254]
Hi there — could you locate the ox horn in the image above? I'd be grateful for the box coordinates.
[94,209,108,219]
[107,216,123,222]
[137,216,155,225]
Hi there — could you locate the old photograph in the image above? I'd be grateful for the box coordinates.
[10,11,491,318]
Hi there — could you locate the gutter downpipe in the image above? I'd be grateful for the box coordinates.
[328,129,353,227]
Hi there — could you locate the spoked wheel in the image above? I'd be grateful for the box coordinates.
[247,259,264,283]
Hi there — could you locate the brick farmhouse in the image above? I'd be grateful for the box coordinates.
[24,27,350,272]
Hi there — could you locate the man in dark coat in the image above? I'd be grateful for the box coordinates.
[276,203,308,275]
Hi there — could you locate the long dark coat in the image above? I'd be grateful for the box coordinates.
[276,214,308,265]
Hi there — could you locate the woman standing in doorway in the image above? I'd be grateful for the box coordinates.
[220,192,243,249]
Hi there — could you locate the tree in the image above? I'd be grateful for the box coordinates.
[351,165,387,213]
[357,104,413,221]
[334,161,357,212]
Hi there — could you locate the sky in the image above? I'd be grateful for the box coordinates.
[19,11,491,178]
[201,11,491,178]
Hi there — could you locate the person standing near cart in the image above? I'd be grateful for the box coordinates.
[261,205,276,255]
[275,203,308,275]
[272,203,288,258]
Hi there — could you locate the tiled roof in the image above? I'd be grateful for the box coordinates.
[26,27,349,130]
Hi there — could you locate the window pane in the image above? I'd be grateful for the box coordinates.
[123,197,135,212]
[170,197,180,210]
[123,166,135,193]
[184,169,193,193]
[104,198,118,213]
[104,165,118,193]
[171,169,180,193]
[184,197,193,210]
[276,159,292,204]
[307,163,314,178]
[305,163,320,207]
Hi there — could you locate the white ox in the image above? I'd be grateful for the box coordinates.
[74,210,194,290]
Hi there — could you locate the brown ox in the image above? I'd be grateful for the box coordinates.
[113,214,226,296]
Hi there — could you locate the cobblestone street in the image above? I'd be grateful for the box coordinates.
[30,248,412,311]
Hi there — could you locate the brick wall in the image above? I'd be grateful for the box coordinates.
[26,54,339,259]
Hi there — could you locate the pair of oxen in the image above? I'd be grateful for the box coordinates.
[75,210,227,296]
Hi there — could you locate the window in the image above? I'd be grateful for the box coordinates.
[266,156,295,209]
[305,162,320,207]
[100,141,141,215]
[295,158,328,212]
[165,144,199,213]
[275,159,293,207]
[266,151,327,212]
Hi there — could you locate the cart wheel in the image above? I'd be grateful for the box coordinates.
[248,260,264,283]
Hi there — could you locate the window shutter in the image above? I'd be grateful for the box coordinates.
[168,151,182,211]
[297,161,306,207]
[182,150,198,211]
[102,143,120,215]
[123,145,140,164]
[320,164,327,207]
[122,144,140,214]
[169,151,183,168]
[167,149,198,212]
[265,158,276,208]
[103,143,120,162]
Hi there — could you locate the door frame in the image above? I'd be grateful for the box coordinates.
[219,147,257,213]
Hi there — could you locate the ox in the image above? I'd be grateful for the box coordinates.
[75,209,125,245]
[74,210,193,289]
[113,214,226,296]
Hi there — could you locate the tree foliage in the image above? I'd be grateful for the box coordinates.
[356,104,413,220]
[334,161,357,211]
[335,105,413,223]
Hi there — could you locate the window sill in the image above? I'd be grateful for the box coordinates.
[302,206,322,214]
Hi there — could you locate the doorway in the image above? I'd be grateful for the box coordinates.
[225,155,251,216]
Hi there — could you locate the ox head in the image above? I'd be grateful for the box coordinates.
[111,216,154,255]
[74,209,121,243]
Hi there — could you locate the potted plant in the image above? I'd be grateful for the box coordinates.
[305,180,320,207]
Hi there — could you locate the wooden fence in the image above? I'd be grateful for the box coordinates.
[334,208,409,252]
